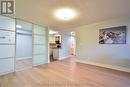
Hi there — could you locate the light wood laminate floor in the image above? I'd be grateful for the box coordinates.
[0,57,130,87]
[16,58,32,71]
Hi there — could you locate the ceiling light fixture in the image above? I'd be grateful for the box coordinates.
[54,8,78,21]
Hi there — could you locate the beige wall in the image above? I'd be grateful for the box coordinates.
[71,17,130,70]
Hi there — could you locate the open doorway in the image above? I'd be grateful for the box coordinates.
[49,30,62,62]
[15,20,33,71]
[70,32,76,56]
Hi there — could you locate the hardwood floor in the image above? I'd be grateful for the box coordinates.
[16,58,33,71]
[0,57,130,87]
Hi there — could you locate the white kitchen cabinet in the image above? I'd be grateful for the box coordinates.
[52,49,59,59]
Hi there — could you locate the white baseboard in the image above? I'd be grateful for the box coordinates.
[16,67,32,72]
[77,59,130,73]
[59,56,70,60]
[33,62,48,66]
[16,57,32,60]
[0,70,14,76]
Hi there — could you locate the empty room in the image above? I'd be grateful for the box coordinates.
[0,0,130,87]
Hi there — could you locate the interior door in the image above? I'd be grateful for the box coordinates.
[33,25,48,66]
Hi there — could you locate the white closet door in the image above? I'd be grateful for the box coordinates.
[33,25,48,66]
[0,16,15,75]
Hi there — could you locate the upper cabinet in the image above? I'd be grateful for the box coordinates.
[0,16,15,31]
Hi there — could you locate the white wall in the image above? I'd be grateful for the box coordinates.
[59,33,71,59]
[71,17,130,72]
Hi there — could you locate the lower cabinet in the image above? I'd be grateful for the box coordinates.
[53,49,59,59]
[0,58,15,75]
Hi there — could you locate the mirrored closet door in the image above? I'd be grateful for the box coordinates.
[0,15,49,75]
[0,15,15,75]
[15,19,33,71]
[33,25,48,66]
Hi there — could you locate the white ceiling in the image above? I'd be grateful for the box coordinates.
[15,0,130,30]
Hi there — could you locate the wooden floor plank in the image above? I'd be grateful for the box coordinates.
[0,57,130,87]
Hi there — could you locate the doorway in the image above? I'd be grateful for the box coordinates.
[49,30,62,62]
[70,32,76,56]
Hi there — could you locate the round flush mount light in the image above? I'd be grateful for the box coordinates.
[54,8,78,21]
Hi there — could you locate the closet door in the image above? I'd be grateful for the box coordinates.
[15,20,33,71]
[33,25,48,66]
[16,20,32,59]
[0,16,15,75]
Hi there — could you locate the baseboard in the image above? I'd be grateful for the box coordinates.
[16,57,32,60]
[59,56,70,60]
[33,62,48,66]
[77,59,130,73]
[0,70,14,76]
[16,67,32,72]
